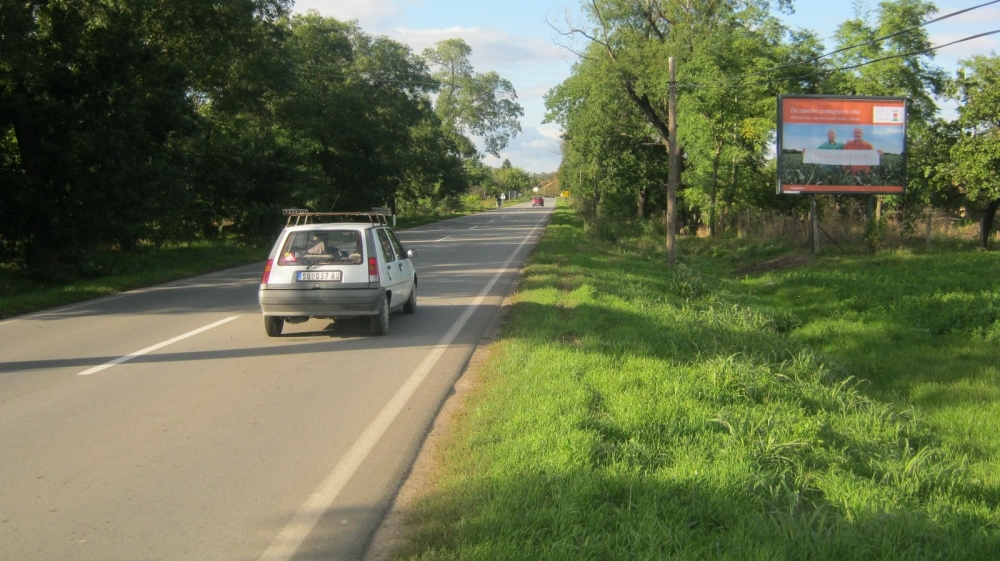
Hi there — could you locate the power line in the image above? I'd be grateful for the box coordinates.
[681,0,1000,88]
[675,28,1000,91]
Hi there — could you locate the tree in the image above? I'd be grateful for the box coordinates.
[823,0,946,125]
[422,38,524,158]
[545,47,667,223]
[822,0,948,226]
[493,160,532,196]
[0,0,291,274]
[553,0,817,242]
[946,55,1000,249]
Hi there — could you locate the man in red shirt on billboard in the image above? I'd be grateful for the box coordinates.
[844,127,882,175]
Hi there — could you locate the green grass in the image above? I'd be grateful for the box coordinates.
[395,206,1000,560]
[0,239,270,320]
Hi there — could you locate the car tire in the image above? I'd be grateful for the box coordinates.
[403,282,417,314]
[370,295,389,336]
[264,315,283,337]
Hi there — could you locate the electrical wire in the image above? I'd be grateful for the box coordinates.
[279,2,1000,96]
[674,28,999,91]
[678,0,1000,88]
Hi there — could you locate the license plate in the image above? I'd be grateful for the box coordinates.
[297,271,342,282]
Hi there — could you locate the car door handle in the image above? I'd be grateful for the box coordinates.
[398,264,403,271]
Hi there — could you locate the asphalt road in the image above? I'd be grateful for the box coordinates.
[0,200,554,561]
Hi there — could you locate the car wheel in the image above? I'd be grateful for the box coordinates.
[370,295,389,335]
[403,282,417,314]
[264,315,283,337]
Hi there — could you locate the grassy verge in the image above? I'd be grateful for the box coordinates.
[396,205,1000,560]
[0,239,269,320]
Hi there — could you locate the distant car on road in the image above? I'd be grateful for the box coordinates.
[531,196,544,207]
[258,211,417,337]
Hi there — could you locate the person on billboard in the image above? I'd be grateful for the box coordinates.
[817,129,844,150]
[799,129,842,171]
[843,127,882,175]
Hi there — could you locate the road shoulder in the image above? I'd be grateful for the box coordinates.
[362,275,519,561]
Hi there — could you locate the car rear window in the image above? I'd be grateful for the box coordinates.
[278,230,363,266]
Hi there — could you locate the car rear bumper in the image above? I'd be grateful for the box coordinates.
[259,286,383,317]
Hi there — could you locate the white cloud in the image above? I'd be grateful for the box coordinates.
[288,2,571,172]
[481,126,562,173]
[292,0,401,25]
[928,32,999,63]
[392,26,570,68]
[932,5,1000,27]
[537,125,563,141]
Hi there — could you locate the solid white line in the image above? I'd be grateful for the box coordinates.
[258,223,542,561]
[434,236,451,242]
[0,264,262,326]
[77,316,241,376]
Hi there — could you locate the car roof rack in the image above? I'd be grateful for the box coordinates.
[282,208,392,227]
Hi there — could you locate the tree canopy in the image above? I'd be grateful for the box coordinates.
[547,0,998,247]
[423,38,524,158]
[0,4,523,276]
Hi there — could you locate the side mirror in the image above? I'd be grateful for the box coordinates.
[406,249,417,258]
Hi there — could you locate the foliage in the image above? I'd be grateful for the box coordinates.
[779,154,907,187]
[545,47,667,223]
[822,0,946,125]
[547,0,979,246]
[494,159,533,195]
[946,55,1000,248]
[549,0,824,239]
[0,5,524,276]
[423,38,524,158]
[0,239,268,320]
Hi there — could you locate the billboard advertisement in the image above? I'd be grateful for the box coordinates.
[777,95,907,195]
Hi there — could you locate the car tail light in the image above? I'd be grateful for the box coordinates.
[261,259,274,285]
[368,257,380,283]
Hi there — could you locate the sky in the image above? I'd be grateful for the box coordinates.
[291,0,1000,173]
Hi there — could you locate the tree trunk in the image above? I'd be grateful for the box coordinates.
[981,197,1000,250]
[709,146,721,237]
[637,186,648,218]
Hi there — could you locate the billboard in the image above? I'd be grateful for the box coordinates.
[777,95,907,195]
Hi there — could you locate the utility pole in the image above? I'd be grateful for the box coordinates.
[666,56,678,268]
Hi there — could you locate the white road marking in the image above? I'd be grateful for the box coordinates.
[469,226,478,229]
[0,264,262,326]
[76,316,241,376]
[259,223,543,561]
[434,236,451,242]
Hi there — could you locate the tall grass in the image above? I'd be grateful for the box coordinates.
[396,206,1000,560]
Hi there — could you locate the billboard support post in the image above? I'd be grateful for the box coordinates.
[810,195,820,254]
[926,208,933,247]
[666,56,678,268]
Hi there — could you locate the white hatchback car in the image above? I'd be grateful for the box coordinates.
[258,214,417,336]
